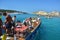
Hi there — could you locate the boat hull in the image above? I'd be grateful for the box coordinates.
[26,21,41,40]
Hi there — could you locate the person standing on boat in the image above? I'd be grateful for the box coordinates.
[0,19,3,36]
[23,20,28,26]
[25,17,32,30]
[5,15,13,34]
[2,12,14,35]
[12,15,16,27]
[29,17,32,26]
[0,19,7,40]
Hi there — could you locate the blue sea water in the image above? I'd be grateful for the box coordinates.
[1,14,60,40]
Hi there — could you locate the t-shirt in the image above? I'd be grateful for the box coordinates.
[5,22,12,29]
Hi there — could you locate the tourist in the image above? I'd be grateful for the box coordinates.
[5,15,13,34]
[12,15,16,22]
[28,17,32,25]
[24,17,33,30]
[0,19,3,36]
[12,15,16,26]
[23,21,27,26]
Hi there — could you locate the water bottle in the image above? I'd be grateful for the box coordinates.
[14,34,16,40]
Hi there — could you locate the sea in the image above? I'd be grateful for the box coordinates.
[1,13,60,40]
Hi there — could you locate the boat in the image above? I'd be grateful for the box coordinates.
[0,17,41,40]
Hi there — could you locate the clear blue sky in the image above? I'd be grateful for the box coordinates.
[0,0,60,13]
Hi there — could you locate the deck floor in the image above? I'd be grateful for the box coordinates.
[6,20,40,40]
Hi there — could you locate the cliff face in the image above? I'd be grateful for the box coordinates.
[50,11,60,16]
[34,11,48,16]
[33,11,60,16]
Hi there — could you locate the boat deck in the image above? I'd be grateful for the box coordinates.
[0,18,40,40]
[17,19,40,40]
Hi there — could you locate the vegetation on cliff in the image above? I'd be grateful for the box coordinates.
[0,9,28,14]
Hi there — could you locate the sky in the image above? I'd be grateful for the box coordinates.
[0,0,60,13]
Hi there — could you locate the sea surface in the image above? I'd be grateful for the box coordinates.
[2,14,60,40]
